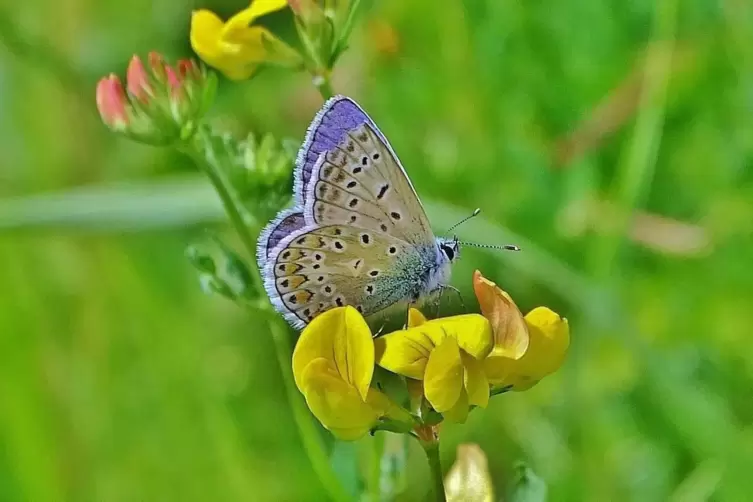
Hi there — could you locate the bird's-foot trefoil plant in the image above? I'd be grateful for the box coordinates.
[95,2,570,500]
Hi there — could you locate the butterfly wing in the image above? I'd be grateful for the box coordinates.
[261,96,444,327]
[297,97,434,246]
[264,223,423,328]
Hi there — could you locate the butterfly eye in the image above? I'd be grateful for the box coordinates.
[441,244,455,261]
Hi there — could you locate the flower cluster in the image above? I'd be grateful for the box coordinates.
[95,53,216,145]
[293,270,570,440]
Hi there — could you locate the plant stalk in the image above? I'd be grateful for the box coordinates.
[421,440,446,502]
[184,130,350,502]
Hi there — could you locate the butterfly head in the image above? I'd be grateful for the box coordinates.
[438,235,461,263]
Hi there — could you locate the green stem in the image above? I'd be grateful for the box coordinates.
[266,315,351,502]
[421,440,446,502]
[314,74,335,100]
[367,432,385,501]
[183,130,350,502]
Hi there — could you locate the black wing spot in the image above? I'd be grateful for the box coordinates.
[296,237,306,245]
[281,279,289,288]
[388,246,397,255]
[353,259,362,269]
[390,211,401,221]
[347,142,355,152]
[358,132,368,141]
[369,270,380,277]
[350,215,358,223]
[317,276,325,282]
[353,167,362,174]
[322,166,333,178]
[380,223,388,232]
[288,294,298,304]
[303,308,311,317]
[356,305,364,313]
[313,264,321,270]
[361,156,368,166]
[377,184,389,199]
[373,153,380,160]
[348,198,358,208]
[334,228,343,235]
[281,251,291,260]
[335,297,344,307]
[324,285,333,293]
[347,181,357,189]
[314,253,323,261]
[366,285,374,295]
[360,234,371,245]
[334,241,344,250]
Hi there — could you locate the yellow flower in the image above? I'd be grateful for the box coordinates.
[473,270,570,391]
[374,310,493,423]
[292,306,409,440]
[190,0,300,80]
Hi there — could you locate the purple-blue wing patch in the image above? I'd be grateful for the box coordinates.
[295,97,370,204]
[256,210,306,272]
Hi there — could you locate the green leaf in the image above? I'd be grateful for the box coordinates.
[185,236,257,302]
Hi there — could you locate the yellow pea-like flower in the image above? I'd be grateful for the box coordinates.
[292,306,410,440]
[472,270,570,391]
[190,0,301,80]
[375,310,493,423]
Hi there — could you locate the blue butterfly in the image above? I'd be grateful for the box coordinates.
[257,96,460,329]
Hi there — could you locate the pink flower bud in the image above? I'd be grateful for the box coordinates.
[164,65,182,90]
[126,55,152,101]
[177,59,200,80]
[96,75,129,130]
[148,51,167,81]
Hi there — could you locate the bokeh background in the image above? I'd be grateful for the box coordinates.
[2,0,752,500]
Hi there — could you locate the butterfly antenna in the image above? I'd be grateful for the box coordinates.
[459,241,521,252]
[446,208,481,234]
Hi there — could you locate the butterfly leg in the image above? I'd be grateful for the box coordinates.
[440,284,465,310]
[434,286,446,318]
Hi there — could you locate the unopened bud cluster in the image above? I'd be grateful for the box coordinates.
[96,52,216,145]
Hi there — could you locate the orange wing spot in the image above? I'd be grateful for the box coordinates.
[277,275,307,291]
[291,235,328,249]
[279,249,307,262]
[275,262,303,277]
[294,290,314,304]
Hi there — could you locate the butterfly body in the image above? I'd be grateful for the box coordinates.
[258,96,459,328]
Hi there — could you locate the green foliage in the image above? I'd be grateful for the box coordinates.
[1,0,753,501]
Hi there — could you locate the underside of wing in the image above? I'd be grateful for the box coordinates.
[264,223,418,327]
[296,97,434,245]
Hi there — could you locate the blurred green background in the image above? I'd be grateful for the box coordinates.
[2,0,753,500]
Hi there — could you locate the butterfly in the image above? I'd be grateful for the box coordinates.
[257,96,461,329]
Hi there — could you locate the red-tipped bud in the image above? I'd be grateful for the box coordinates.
[126,55,152,101]
[96,51,217,145]
[164,65,182,90]
[148,51,167,81]
[177,59,201,80]
[96,75,129,130]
